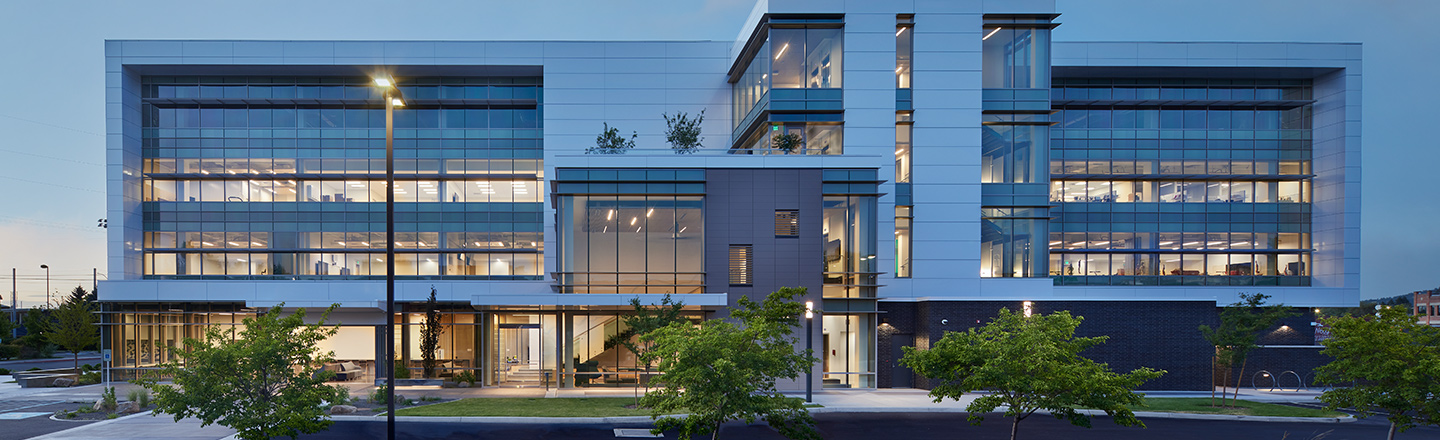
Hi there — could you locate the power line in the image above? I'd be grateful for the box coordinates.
[0,215,106,233]
[0,113,105,137]
[0,175,104,194]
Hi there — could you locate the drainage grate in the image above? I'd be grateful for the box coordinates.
[614,428,662,438]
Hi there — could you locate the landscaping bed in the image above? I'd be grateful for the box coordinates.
[326,387,456,415]
[1127,398,1346,418]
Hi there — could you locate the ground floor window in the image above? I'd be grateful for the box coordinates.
[822,313,876,389]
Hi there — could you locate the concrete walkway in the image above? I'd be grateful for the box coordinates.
[23,387,1331,440]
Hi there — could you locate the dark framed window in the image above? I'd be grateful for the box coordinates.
[729,245,753,286]
[775,210,799,237]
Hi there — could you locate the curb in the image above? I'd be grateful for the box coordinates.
[330,407,1352,425]
[27,410,156,440]
[331,414,662,424]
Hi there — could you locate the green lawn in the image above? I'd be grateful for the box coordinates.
[1127,398,1345,418]
[395,397,664,417]
[394,397,819,417]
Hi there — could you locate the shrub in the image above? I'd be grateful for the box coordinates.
[663,110,705,155]
[393,360,411,379]
[99,386,118,412]
[0,344,19,360]
[587,123,637,155]
[0,368,11,375]
[455,370,476,386]
[78,371,100,385]
[369,383,389,404]
[331,385,351,406]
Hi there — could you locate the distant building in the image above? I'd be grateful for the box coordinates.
[1415,289,1440,325]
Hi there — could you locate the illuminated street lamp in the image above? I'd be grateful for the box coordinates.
[805,300,815,403]
[373,74,404,440]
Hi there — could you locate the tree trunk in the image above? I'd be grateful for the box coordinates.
[1231,358,1247,408]
[1209,356,1216,407]
[74,351,80,372]
[1010,415,1021,440]
[712,421,722,440]
[1387,421,1397,440]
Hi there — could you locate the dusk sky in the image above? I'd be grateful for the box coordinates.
[0,0,1433,306]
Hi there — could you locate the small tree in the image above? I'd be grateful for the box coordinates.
[901,308,1164,440]
[663,110,705,154]
[419,287,444,379]
[139,304,342,440]
[642,287,819,440]
[1316,305,1440,440]
[588,122,637,154]
[607,294,687,406]
[47,292,98,370]
[1197,293,1295,407]
[20,308,52,349]
[771,132,802,154]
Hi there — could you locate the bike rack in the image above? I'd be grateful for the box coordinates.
[1251,370,1275,390]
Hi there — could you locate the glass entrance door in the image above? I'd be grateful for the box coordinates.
[489,313,555,387]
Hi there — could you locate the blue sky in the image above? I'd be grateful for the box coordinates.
[0,0,1432,306]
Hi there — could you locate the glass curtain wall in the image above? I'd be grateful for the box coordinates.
[980,16,1054,279]
[138,76,544,281]
[556,196,705,293]
[822,313,876,388]
[823,196,877,298]
[1049,79,1314,286]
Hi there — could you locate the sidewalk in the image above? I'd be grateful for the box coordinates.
[23,387,1333,440]
[26,411,235,440]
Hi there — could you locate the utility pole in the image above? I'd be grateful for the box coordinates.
[9,268,15,339]
[92,268,97,297]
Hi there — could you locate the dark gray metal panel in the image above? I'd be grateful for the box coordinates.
[706,169,825,316]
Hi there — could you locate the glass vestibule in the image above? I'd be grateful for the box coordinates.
[822,313,875,389]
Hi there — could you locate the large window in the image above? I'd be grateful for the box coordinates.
[823,313,876,389]
[982,26,1050,89]
[731,23,844,127]
[981,117,1048,184]
[769,28,843,89]
[823,196,877,298]
[895,206,912,278]
[556,196,705,293]
[981,214,1046,278]
[735,122,843,155]
[896,16,913,88]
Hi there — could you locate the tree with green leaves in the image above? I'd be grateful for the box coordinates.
[1316,305,1440,440]
[1197,293,1295,407]
[588,122,637,154]
[47,291,98,370]
[419,287,444,379]
[771,132,802,154]
[605,294,687,406]
[20,308,52,349]
[139,304,343,440]
[901,308,1164,440]
[642,287,819,440]
[663,110,705,154]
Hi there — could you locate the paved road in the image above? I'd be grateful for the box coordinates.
[0,401,97,440]
[293,413,1440,440]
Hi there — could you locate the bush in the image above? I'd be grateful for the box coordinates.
[0,368,11,375]
[331,385,351,406]
[369,383,389,404]
[99,386,117,412]
[393,360,411,379]
[81,363,97,372]
[455,370,476,386]
[0,344,19,360]
[78,371,100,385]
[127,388,151,408]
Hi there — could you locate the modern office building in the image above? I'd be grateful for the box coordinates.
[101,0,1360,390]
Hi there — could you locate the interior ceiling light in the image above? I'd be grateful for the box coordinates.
[983,27,1002,40]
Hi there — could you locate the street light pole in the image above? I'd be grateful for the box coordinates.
[805,301,814,403]
[374,74,404,440]
[39,265,49,308]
